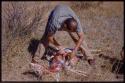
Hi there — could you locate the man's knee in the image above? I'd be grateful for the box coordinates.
[33,43,45,58]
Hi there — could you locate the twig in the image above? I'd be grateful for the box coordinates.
[66,68,87,76]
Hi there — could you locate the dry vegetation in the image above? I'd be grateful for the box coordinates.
[2,1,124,81]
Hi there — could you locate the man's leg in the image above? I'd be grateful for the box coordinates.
[32,43,45,63]
[32,33,49,63]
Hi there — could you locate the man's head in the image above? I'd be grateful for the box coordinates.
[63,18,77,32]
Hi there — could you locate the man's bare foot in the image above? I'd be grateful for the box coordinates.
[88,59,95,65]
[88,59,96,69]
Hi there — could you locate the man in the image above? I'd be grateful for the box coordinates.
[33,4,95,66]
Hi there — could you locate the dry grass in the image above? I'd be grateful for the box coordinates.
[2,1,124,81]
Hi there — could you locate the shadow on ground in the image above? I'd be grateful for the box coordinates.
[98,53,124,75]
[28,38,40,58]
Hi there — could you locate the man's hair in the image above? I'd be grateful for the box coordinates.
[64,18,77,30]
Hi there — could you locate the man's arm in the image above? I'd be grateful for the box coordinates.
[47,33,61,47]
[48,35,65,52]
[68,31,83,58]
[73,32,84,53]
[68,31,85,55]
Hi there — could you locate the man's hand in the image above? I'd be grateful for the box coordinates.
[70,51,79,66]
[57,46,64,50]
[70,50,76,58]
[57,46,65,55]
